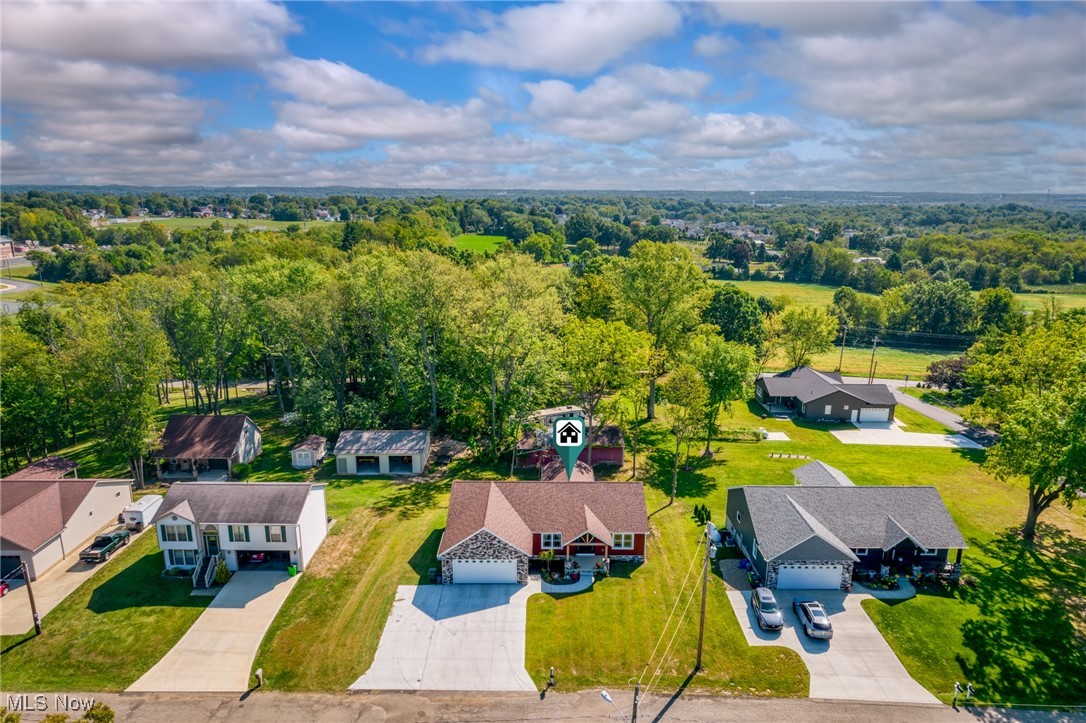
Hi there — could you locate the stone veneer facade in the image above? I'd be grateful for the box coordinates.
[765,559,855,591]
[440,530,529,584]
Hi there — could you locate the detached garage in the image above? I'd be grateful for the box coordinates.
[334,430,430,476]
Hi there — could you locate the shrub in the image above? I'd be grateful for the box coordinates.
[214,559,231,585]
[82,703,116,723]
[231,463,250,480]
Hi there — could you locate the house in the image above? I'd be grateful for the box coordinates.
[291,435,327,469]
[529,405,585,427]
[155,414,262,481]
[517,424,625,468]
[334,430,430,475]
[0,473,133,580]
[755,365,897,423]
[725,484,966,590]
[151,482,327,586]
[540,458,595,482]
[791,460,855,487]
[6,456,78,480]
[438,481,649,584]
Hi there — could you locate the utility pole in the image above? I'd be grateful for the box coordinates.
[837,325,848,372]
[22,562,41,635]
[695,522,711,671]
[867,336,880,384]
[631,682,640,723]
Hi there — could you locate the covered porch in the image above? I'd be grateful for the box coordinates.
[855,543,963,580]
[157,457,233,481]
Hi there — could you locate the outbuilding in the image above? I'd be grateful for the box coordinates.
[291,435,327,469]
[334,430,430,476]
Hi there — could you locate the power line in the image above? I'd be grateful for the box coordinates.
[638,544,702,686]
[642,582,700,700]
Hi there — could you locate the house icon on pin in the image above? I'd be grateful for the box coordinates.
[557,421,581,445]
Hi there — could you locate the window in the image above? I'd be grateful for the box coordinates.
[736,510,742,523]
[161,524,192,542]
[541,532,562,549]
[265,525,287,543]
[751,538,759,559]
[228,525,250,542]
[852,548,870,556]
[168,549,197,567]
[920,548,942,557]
[824,404,833,415]
[843,405,850,411]
[612,533,634,550]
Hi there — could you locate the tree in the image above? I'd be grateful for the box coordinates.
[816,219,842,244]
[564,213,601,244]
[975,287,1026,334]
[925,356,971,392]
[985,389,1086,540]
[688,334,753,453]
[616,374,649,479]
[562,318,652,464]
[661,365,708,505]
[612,241,708,419]
[1058,261,1074,285]
[520,233,552,262]
[702,283,765,347]
[777,305,838,368]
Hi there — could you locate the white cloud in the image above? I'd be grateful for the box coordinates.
[383,137,565,165]
[616,65,713,99]
[420,1,682,75]
[265,58,408,107]
[693,34,737,58]
[1,1,297,69]
[766,5,1086,126]
[709,1,918,37]
[667,113,810,158]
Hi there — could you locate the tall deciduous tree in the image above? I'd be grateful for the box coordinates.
[777,305,839,369]
[702,283,765,348]
[985,389,1086,540]
[612,241,708,419]
[688,334,754,454]
[661,364,708,505]
[562,318,652,464]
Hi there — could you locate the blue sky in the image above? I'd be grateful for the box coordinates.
[2,1,1084,192]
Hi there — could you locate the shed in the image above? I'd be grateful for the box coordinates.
[291,435,327,469]
[334,430,430,476]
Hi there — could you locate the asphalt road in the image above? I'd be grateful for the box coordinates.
[2,690,1080,723]
[0,257,40,315]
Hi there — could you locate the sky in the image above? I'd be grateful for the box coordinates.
[1,1,1084,192]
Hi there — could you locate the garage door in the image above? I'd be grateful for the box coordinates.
[451,559,518,584]
[858,407,891,422]
[776,564,843,589]
[1,555,24,579]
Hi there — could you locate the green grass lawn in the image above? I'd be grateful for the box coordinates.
[0,532,213,691]
[452,234,506,253]
[901,386,968,416]
[892,403,953,434]
[0,264,63,302]
[765,344,951,380]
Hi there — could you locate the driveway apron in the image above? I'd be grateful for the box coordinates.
[127,571,298,693]
[351,582,538,692]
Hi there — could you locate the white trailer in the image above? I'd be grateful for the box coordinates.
[123,495,164,532]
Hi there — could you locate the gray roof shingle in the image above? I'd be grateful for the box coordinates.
[733,485,966,561]
[334,430,430,456]
[792,460,854,486]
[758,366,895,406]
[151,482,314,525]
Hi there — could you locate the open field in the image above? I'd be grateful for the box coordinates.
[901,386,968,417]
[0,264,62,302]
[452,234,506,253]
[0,532,214,691]
[727,279,1086,312]
[766,344,951,379]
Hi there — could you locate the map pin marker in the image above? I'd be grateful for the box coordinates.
[552,416,586,480]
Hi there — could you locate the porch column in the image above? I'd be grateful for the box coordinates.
[155,458,162,480]
[227,457,233,480]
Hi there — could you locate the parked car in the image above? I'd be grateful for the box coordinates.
[0,580,9,597]
[750,587,783,631]
[793,597,833,640]
[79,530,131,564]
[248,552,267,564]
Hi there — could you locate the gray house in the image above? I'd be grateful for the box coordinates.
[755,365,896,422]
[725,483,966,590]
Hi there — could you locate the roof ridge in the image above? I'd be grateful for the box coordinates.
[0,479,60,518]
[884,513,927,552]
[784,494,858,560]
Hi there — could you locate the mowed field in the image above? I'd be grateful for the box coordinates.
[727,279,1086,311]
[452,234,506,253]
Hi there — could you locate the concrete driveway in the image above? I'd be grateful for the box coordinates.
[831,424,982,449]
[128,571,298,693]
[351,582,538,692]
[0,525,146,636]
[725,586,938,704]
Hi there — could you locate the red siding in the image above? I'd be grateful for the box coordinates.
[607,533,645,557]
[518,446,624,469]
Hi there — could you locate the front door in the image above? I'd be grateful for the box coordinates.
[573,544,598,555]
[203,531,220,555]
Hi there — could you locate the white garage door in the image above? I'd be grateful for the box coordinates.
[451,559,518,584]
[776,564,843,590]
[858,407,891,422]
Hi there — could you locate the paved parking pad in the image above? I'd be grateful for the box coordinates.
[351,583,538,692]
[127,571,298,693]
[832,427,982,448]
[726,587,939,704]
